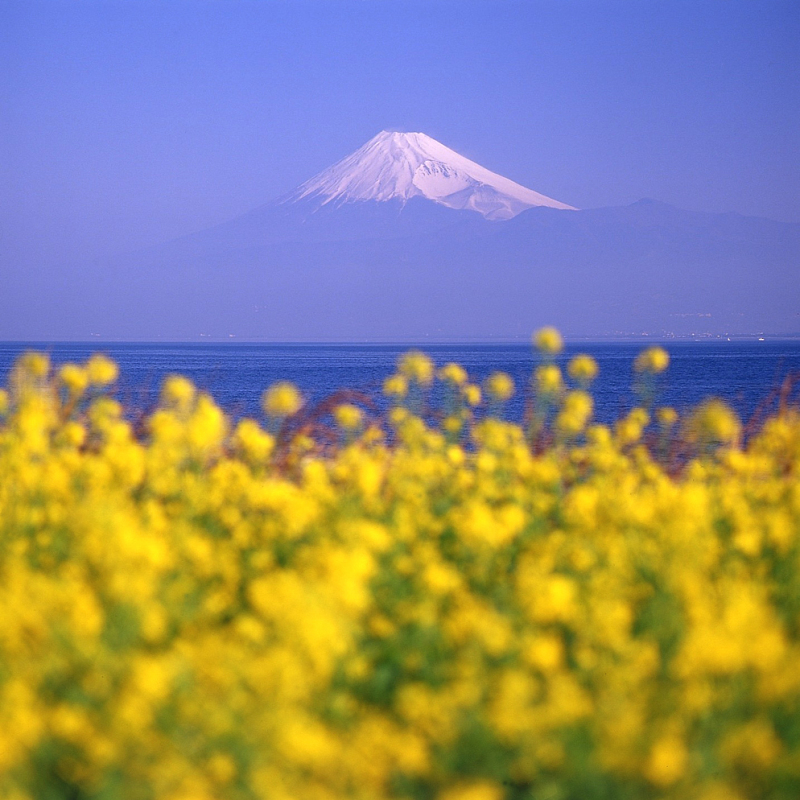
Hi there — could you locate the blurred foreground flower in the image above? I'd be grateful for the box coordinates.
[567,354,598,385]
[58,363,88,397]
[383,373,408,400]
[634,346,670,374]
[86,353,119,386]
[484,371,514,403]
[334,403,363,431]
[262,381,303,418]
[535,364,564,397]
[533,326,564,355]
[686,398,741,447]
[399,350,435,386]
[439,363,468,386]
[161,374,196,412]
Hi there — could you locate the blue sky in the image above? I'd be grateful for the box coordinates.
[2,0,798,269]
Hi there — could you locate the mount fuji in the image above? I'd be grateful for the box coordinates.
[3,131,798,341]
[285,130,575,220]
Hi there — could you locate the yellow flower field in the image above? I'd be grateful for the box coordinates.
[0,337,798,800]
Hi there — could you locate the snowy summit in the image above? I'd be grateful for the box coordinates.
[286,131,576,220]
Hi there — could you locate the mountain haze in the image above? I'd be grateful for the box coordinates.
[3,132,798,341]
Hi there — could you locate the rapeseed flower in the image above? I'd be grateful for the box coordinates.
[686,399,741,446]
[463,384,481,407]
[555,390,593,436]
[535,364,564,397]
[657,406,678,428]
[262,381,303,417]
[634,346,670,374]
[383,373,408,400]
[334,403,363,431]
[484,371,514,403]
[567,353,599,384]
[161,374,196,411]
[86,353,119,386]
[17,351,50,378]
[398,350,434,386]
[616,406,650,445]
[58,363,89,397]
[438,782,504,800]
[0,341,798,800]
[438,363,468,386]
[533,326,564,355]
[234,418,275,462]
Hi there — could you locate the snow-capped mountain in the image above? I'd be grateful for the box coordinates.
[284,131,576,220]
[6,132,797,341]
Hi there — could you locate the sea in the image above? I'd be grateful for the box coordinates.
[1,341,799,427]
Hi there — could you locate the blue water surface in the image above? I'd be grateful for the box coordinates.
[1,341,798,426]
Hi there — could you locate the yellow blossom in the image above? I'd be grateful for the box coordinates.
[262,381,303,417]
[438,781,504,800]
[383,373,408,400]
[686,399,741,446]
[524,634,564,672]
[85,354,119,386]
[57,421,86,448]
[484,371,514,402]
[398,350,434,386]
[334,403,363,431]
[657,406,678,428]
[533,326,564,355]
[634,346,670,374]
[89,396,122,428]
[645,735,688,786]
[438,363,468,386]
[18,351,50,378]
[463,384,481,407]
[616,407,650,444]
[58,363,89,397]
[161,375,196,411]
[567,353,599,383]
[444,416,464,436]
[556,390,593,436]
[234,418,275,462]
[535,364,564,397]
[206,753,237,784]
[389,406,409,427]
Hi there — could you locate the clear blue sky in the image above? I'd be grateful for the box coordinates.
[2,0,798,269]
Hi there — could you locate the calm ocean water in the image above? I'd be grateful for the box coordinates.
[1,341,799,425]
